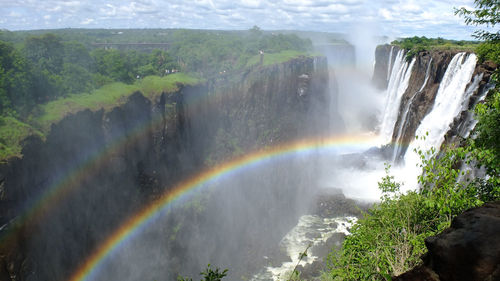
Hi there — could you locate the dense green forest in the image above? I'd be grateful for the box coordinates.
[0,27,314,160]
[0,27,311,117]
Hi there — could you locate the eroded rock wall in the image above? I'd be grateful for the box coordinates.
[0,56,331,280]
[373,45,496,159]
[394,201,500,281]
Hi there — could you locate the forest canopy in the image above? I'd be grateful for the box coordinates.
[0,28,312,118]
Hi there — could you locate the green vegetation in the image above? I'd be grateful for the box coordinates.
[246,50,313,67]
[391,36,480,61]
[324,2,499,280]
[325,137,500,280]
[0,26,313,161]
[0,116,43,162]
[35,73,201,132]
[455,0,499,42]
[178,264,228,281]
[475,42,500,64]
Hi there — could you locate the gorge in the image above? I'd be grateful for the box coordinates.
[0,39,497,281]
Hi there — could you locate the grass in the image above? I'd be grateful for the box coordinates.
[34,73,202,132]
[427,43,478,52]
[246,50,316,67]
[1,51,308,162]
[0,73,201,162]
[0,116,44,162]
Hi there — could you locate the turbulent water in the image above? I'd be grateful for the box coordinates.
[252,216,356,281]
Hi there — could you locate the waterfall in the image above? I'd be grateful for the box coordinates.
[387,46,394,81]
[379,50,416,143]
[460,75,494,139]
[392,57,433,162]
[404,52,477,169]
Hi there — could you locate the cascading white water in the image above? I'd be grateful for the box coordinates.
[387,46,394,81]
[252,216,356,281]
[403,53,477,173]
[392,57,433,161]
[379,50,416,144]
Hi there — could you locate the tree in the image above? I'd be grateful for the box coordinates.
[177,265,228,281]
[23,33,64,74]
[0,40,35,115]
[63,41,93,70]
[455,0,500,41]
[91,49,133,83]
[249,25,262,37]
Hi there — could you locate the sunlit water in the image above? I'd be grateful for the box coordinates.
[252,215,356,281]
[250,50,482,281]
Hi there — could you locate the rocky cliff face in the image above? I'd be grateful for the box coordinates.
[373,45,496,160]
[0,56,331,280]
[394,201,500,281]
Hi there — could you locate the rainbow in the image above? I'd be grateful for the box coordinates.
[0,112,166,244]
[68,134,380,281]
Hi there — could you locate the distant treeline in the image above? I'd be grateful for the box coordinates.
[391,36,499,63]
[0,27,312,118]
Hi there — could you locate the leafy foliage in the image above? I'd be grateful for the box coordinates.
[391,36,480,61]
[325,73,500,280]
[0,40,36,116]
[471,73,500,190]
[177,264,228,281]
[325,144,500,280]
[475,42,500,64]
[455,0,500,41]
[0,116,43,162]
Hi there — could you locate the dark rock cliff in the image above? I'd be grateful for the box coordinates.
[372,44,397,90]
[394,201,500,281]
[0,56,331,280]
[373,44,496,160]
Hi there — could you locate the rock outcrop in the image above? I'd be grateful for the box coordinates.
[394,201,500,281]
[372,44,397,90]
[373,45,496,160]
[0,56,332,280]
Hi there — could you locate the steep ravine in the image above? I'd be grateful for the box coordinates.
[0,56,332,280]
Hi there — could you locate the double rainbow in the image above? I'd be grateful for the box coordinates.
[68,134,379,281]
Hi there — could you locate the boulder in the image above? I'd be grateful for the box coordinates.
[395,201,500,281]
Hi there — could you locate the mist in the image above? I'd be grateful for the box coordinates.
[86,29,391,281]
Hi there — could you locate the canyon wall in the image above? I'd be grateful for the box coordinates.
[373,44,496,161]
[0,56,331,280]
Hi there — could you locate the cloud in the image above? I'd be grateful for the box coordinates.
[80,18,95,25]
[0,0,479,39]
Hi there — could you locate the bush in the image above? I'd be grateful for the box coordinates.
[177,264,228,281]
[325,144,500,280]
[475,42,500,64]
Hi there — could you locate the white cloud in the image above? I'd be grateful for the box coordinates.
[378,8,393,20]
[0,0,480,39]
[80,18,95,25]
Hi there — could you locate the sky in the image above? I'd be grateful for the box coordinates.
[0,0,480,40]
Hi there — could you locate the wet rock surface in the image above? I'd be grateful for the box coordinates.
[395,201,500,281]
[291,191,371,280]
[312,188,372,218]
